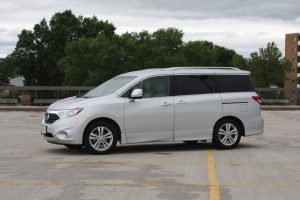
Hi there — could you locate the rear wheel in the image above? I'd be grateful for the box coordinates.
[84,121,117,154]
[213,119,241,149]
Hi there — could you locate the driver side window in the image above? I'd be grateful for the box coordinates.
[123,76,170,98]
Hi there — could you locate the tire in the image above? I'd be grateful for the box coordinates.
[83,121,117,154]
[64,145,83,149]
[183,140,199,144]
[212,119,241,149]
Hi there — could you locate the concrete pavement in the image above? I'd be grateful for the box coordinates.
[0,111,299,199]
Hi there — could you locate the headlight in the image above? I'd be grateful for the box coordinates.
[56,108,84,119]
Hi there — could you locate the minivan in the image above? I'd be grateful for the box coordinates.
[41,67,264,154]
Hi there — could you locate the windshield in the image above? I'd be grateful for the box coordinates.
[83,76,136,98]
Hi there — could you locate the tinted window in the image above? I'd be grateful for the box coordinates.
[215,75,254,93]
[173,75,213,95]
[123,76,170,98]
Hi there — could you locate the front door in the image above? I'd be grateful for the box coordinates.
[124,76,174,143]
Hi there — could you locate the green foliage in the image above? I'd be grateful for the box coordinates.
[0,58,9,85]
[59,35,122,86]
[182,41,217,66]
[232,54,247,69]
[59,28,187,86]
[6,10,241,86]
[10,10,115,86]
[246,42,291,87]
[150,28,185,67]
[214,45,236,67]
[59,28,240,86]
[5,10,290,87]
[0,56,15,85]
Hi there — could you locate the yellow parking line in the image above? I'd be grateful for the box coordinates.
[207,149,221,200]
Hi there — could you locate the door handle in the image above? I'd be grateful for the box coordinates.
[176,100,187,104]
[161,102,172,106]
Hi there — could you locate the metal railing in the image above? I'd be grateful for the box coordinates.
[256,88,300,103]
[0,86,299,105]
[256,88,287,100]
[0,86,93,105]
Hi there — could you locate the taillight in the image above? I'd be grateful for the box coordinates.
[252,96,261,104]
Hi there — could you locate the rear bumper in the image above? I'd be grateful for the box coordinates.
[243,115,264,136]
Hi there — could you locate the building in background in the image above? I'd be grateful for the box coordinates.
[284,33,300,104]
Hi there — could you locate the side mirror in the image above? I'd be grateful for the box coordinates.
[130,89,143,99]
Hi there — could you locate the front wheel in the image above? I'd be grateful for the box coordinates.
[212,119,241,149]
[83,121,117,154]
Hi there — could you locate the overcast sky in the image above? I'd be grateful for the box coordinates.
[0,0,299,58]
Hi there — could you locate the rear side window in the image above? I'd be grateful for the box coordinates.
[173,75,213,96]
[215,75,254,93]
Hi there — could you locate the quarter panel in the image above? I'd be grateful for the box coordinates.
[220,92,263,136]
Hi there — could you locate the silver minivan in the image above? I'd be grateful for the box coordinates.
[41,67,264,154]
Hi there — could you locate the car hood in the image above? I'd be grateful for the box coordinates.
[48,96,90,110]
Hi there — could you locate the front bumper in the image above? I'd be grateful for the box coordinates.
[41,114,84,145]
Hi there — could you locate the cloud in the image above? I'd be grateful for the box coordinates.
[0,27,20,56]
[0,0,299,58]
[66,0,300,21]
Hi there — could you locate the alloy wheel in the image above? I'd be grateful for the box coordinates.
[89,126,113,151]
[218,123,238,146]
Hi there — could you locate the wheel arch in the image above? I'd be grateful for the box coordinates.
[213,116,245,136]
[83,117,122,144]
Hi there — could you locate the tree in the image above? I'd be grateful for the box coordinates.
[0,58,9,85]
[232,54,247,69]
[9,10,247,86]
[150,28,185,67]
[182,41,217,66]
[247,42,291,87]
[59,28,187,86]
[81,17,115,39]
[214,45,236,66]
[59,35,122,86]
[11,10,115,86]
[0,56,17,85]
[181,41,239,67]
